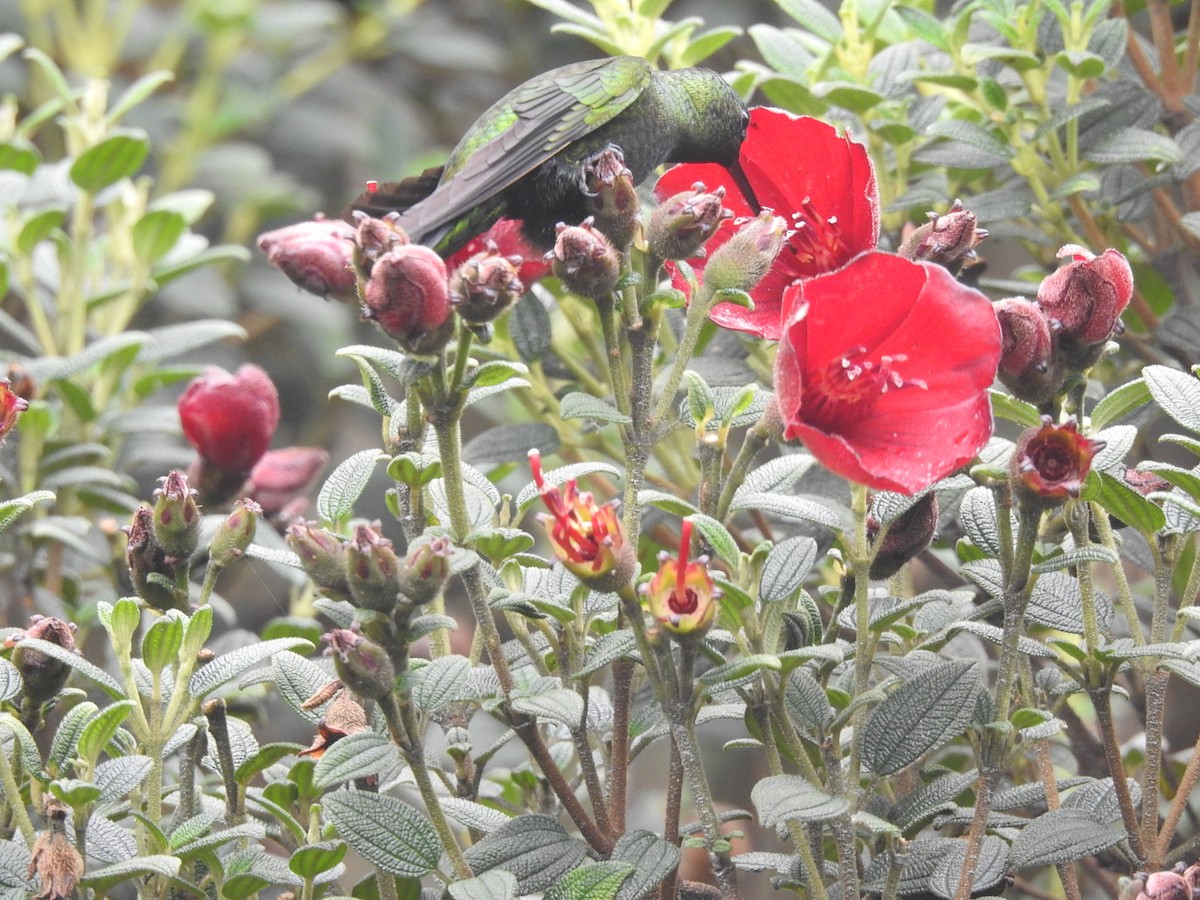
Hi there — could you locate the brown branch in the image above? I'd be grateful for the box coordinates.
[1154,732,1200,865]
[608,658,634,836]
[1090,687,1147,863]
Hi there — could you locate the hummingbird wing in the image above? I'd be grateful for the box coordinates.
[397,56,653,247]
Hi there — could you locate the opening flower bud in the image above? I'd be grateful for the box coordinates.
[298,687,368,758]
[398,536,453,605]
[898,200,987,270]
[4,615,77,704]
[641,519,719,639]
[257,216,359,304]
[648,182,730,261]
[344,522,402,612]
[210,498,261,568]
[449,245,525,325]
[324,628,395,701]
[867,492,938,580]
[352,210,410,277]
[363,245,455,355]
[530,449,633,592]
[701,211,787,295]
[548,219,620,300]
[249,447,328,517]
[152,470,202,559]
[1037,245,1133,347]
[287,520,351,599]
[583,146,640,250]
[1012,416,1104,503]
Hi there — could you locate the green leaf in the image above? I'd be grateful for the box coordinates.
[137,320,248,362]
[560,392,632,425]
[1091,377,1150,430]
[512,688,585,727]
[733,454,814,499]
[15,638,124,697]
[182,605,212,661]
[610,830,680,900]
[235,742,304,785]
[468,360,530,388]
[0,490,54,533]
[729,491,841,529]
[1084,128,1181,165]
[578,631,637,676]
[132,209,188,262]
[636,490,700,516]
[760,536,818,603]
[318,450,385,522]
[324,790,441,878]
[0,139,40,174]
[929,836,1009,898]
[188,637,313,698]
[142,612,185,674]
[313,733,403,790]
[686,513,739,566]
[76,700,135,764]
[69,130,150,192]
[1008,808,1125,868]
[82,855,181,892]
[17,208,66,255]
[861,659,980,775]
[773,0,842,42]
[448,871,519,900]
[0,659,22,703]
[680,26,742,66]
[464,814,588,894]
[411,655,470,713]
[544,862,635,900]
[752,774,849,825]
[989,389,1042,427]
[1145,365,1200,434]
[1090,471,1166,534]
[290,841,347,879]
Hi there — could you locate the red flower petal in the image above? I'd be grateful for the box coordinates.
[774,252,1002,494]
[656,108,879,340]
[447,219,550,286]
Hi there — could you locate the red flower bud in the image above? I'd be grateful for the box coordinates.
[641,519,719,639]
[702,211,787,295]
[648,183,731,261]
[530,449,633,591]
[257,216,358,303]
[898,200,987,270]
[344,522,402,612]
[994,298,1054,380]
[4,615,78,704]
[868,492,939,580]
[362,245,454,355]
[583,146,640,250]
[152,470,202,559]
[549,219,620,300]
[287,520,351,599]
[1012,416,1104,502]
[179,364,280,475]
[351,210,410,277]
[324,627,395,701]
[249,446,328,517]
[449,246,525,325]
[0,379,29,441]
[1037,245,1133,346]
[210,498,261,568]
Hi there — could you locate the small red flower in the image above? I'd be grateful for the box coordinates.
[529,449,630,590]
[774,252,1002,494]
[1012,416,1103,501]
[448,219,550,286]
[655,108,879,339]
[179,364,280,474]
[641,519,719,637]
[1037,245,1133,346]
[0,379,29,441]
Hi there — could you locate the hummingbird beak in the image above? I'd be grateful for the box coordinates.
[725,160,761,214]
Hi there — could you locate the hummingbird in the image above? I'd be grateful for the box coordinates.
[351,55,759,255]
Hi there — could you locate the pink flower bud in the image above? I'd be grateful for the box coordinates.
[152,470,202,559]
[344,522,402,612]
[1138,870,1191,900]
[583,146,640,250]
[899,200,987,269]
[257,216,358,303]
[1037,245,1133,346]
[324,627,395,701]
[702,211,787,295]
[249,447,328,516]
[994,298,1054,379]
[648,183,731,261]
[351,210,410,277]
[449,246,525,325]
[4,615,78,704]
[210,498,261,568]
[126,506,186,611]
[287,520,351,599]
[868,492,939,580]
[179,364,280,474]
[362,245,454,355]
[549,219,620,300]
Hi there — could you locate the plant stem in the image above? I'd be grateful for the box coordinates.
[650,287,716,430]
[203,698,243,825]
[714,414,772,522]
[0,739,36,846]
[1155,732,1200,866]
[607,657,633,836]
[1091,685,1147,862]
[658,739,684,900]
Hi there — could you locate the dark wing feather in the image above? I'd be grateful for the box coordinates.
[347,166,444,219]
[398,56,651,243]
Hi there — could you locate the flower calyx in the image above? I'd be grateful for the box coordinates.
[1012,416,1104,504]
[641,519,719,640]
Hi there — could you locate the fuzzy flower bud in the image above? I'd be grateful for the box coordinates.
[344,522,402,612]
[126,506,185,611]
[994,298,1053,379]
[324,628,395,701]
[210,498,261,568]
[583,146,640,250]
[152,470,202,559]
[1012,416,1104,503]
[352,210,410,277]
[701,211,787,295]
[641,519,719,639]
[363,245,455,355]
[1037,245,1133,347]
[0,379,28,442]
[397,536,453,605]
[4,616,77,704]
[179,364,280,476]
[257,216,358,303]
[898,200,987,270]
[648,183,730,261]
[449,245,525,325]
[530,449,633,592]
[868,492,939,580]
[1137,870,1191,900]
[287,520,351,599]
[548,219,620,300]
[27,801,83,900]
[249,447,328,517]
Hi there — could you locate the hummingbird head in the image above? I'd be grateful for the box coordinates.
[667,68,761,213]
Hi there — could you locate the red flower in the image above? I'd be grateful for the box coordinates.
[655,108,879,340]
[641,519,719,638]
[0,379,28,441]
[448,219,550,286]
[1012,416,1103,501]
[179,364,280,474]
[1037,244,1133,346]
[774,252,1002,494]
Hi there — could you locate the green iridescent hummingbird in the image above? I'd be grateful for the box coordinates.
[352,55,758,255]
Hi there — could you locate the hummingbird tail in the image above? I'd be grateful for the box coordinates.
[346,166,444,220]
